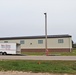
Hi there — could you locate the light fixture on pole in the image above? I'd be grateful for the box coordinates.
[44,13,48,56]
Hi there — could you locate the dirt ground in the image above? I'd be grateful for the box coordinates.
[0,71,75,75]
[0,56,76,60]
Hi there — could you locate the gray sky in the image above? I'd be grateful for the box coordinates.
[0,0,76,42]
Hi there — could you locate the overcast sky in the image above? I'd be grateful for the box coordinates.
[0,0,76,42]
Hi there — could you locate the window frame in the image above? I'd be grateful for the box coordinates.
[58,39,64,43]
[20,40,25,44]
[38,40,43,44]
[4,41,8,43]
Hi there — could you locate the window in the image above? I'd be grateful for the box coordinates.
[20,40,25,44]
[38,40,43,44]
[4,41,8,43]
[58,39,64,43]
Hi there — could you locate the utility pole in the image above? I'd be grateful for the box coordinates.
[44,13,48,56]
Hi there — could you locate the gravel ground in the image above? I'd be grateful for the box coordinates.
[0,56,76,60]
[0,71,75,75]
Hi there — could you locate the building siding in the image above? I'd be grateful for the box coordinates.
[0,35,72,52]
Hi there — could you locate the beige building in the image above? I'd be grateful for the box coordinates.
[0,35,72,52]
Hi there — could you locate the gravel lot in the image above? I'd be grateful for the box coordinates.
[0,71,75,75]
[0,56,76,60]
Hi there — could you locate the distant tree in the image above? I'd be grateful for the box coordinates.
[73,43,76,48]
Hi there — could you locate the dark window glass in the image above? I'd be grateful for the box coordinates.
[38,40,43,44]
[58,39,64,43]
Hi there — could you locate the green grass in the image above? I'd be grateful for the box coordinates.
[22,48,76,56]
[59,50,76,56]
[50,48,76,56]
[22,52,45,55]
[0,60,76,73]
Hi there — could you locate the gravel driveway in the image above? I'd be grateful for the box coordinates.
[0,71,75,75]
[0,56,76,60]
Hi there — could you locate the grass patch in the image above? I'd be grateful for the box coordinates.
[50,49,76,56]
[22,52,45,55]
[0,60,76,73]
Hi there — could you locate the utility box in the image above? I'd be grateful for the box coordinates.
[0,43,21,55]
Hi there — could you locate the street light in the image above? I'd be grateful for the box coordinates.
[44,13,48,56]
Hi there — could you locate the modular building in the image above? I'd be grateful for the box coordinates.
[0,34,72,52]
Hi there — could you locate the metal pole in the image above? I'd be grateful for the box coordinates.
[44,13,48,55]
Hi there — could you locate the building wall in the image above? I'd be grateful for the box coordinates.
[0,37,72,52]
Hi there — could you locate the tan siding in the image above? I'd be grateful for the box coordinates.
[21,39,45,49]
[0,40,4,43]
[8,40,20,43]
[0,37,72,49]
[47,38,72,48]
[0,40,20,43]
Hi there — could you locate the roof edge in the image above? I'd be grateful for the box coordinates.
[0,34,72,40]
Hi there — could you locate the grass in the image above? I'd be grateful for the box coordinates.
[0,60,76,73]
[58,49,76,56]
[49,48,76,56]
[22,52,45,55]
[22,48,76,56]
